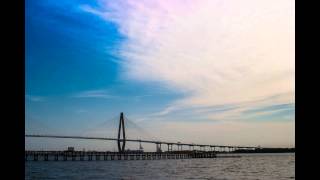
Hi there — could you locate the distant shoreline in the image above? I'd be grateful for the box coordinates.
[233,148,295,153]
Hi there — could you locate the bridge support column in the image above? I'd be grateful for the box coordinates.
[136,154,140,160]
[167,144,173,152]
[33,154,38,161]
[44,154,48,161]
[156,143,162,152]
[72,154,76,161]
[80,154,84,161]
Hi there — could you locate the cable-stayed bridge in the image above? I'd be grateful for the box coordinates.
[25,112,258,153]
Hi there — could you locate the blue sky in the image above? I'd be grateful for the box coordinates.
[26,0,295,150]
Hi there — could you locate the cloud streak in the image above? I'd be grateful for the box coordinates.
[72,90,117,99]
[26,95,46,102]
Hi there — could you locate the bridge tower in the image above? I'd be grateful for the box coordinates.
[117,112,126,152]
[139,140,143,151]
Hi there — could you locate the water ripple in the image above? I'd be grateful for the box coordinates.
[26,153,295,180]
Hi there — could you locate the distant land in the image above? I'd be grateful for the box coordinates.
[234,148,295,153]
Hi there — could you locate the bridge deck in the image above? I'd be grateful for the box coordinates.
[25,134,257,149]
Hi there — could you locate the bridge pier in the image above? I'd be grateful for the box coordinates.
[33,154,38,161]
[71,154,75,161]
[54,154,58,161]
[156,143,162,152]
[130,155,134,160]
[96,154,100,160]
[44,154,48,161]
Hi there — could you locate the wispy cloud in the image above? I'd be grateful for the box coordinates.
[72,90,117,99]
[26,95,46,102]
[82,0,294,120]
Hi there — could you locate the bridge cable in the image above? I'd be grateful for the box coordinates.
[124,115,159,142]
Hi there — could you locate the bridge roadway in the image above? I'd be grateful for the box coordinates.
[25,134,257,151]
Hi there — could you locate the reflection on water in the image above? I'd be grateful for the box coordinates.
[25,153,294,180]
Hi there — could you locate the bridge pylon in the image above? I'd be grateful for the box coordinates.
[117,112,126,152]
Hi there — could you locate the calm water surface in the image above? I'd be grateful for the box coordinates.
[25,153,295,180]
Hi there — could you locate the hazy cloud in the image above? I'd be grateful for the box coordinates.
[82,0,295,120]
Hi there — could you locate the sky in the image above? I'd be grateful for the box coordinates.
[25,0,295,151]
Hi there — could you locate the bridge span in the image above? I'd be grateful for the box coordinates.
[25,112,259,153]
[25,134,257,152]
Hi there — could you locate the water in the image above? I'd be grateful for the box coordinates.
[25,153,295,180]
